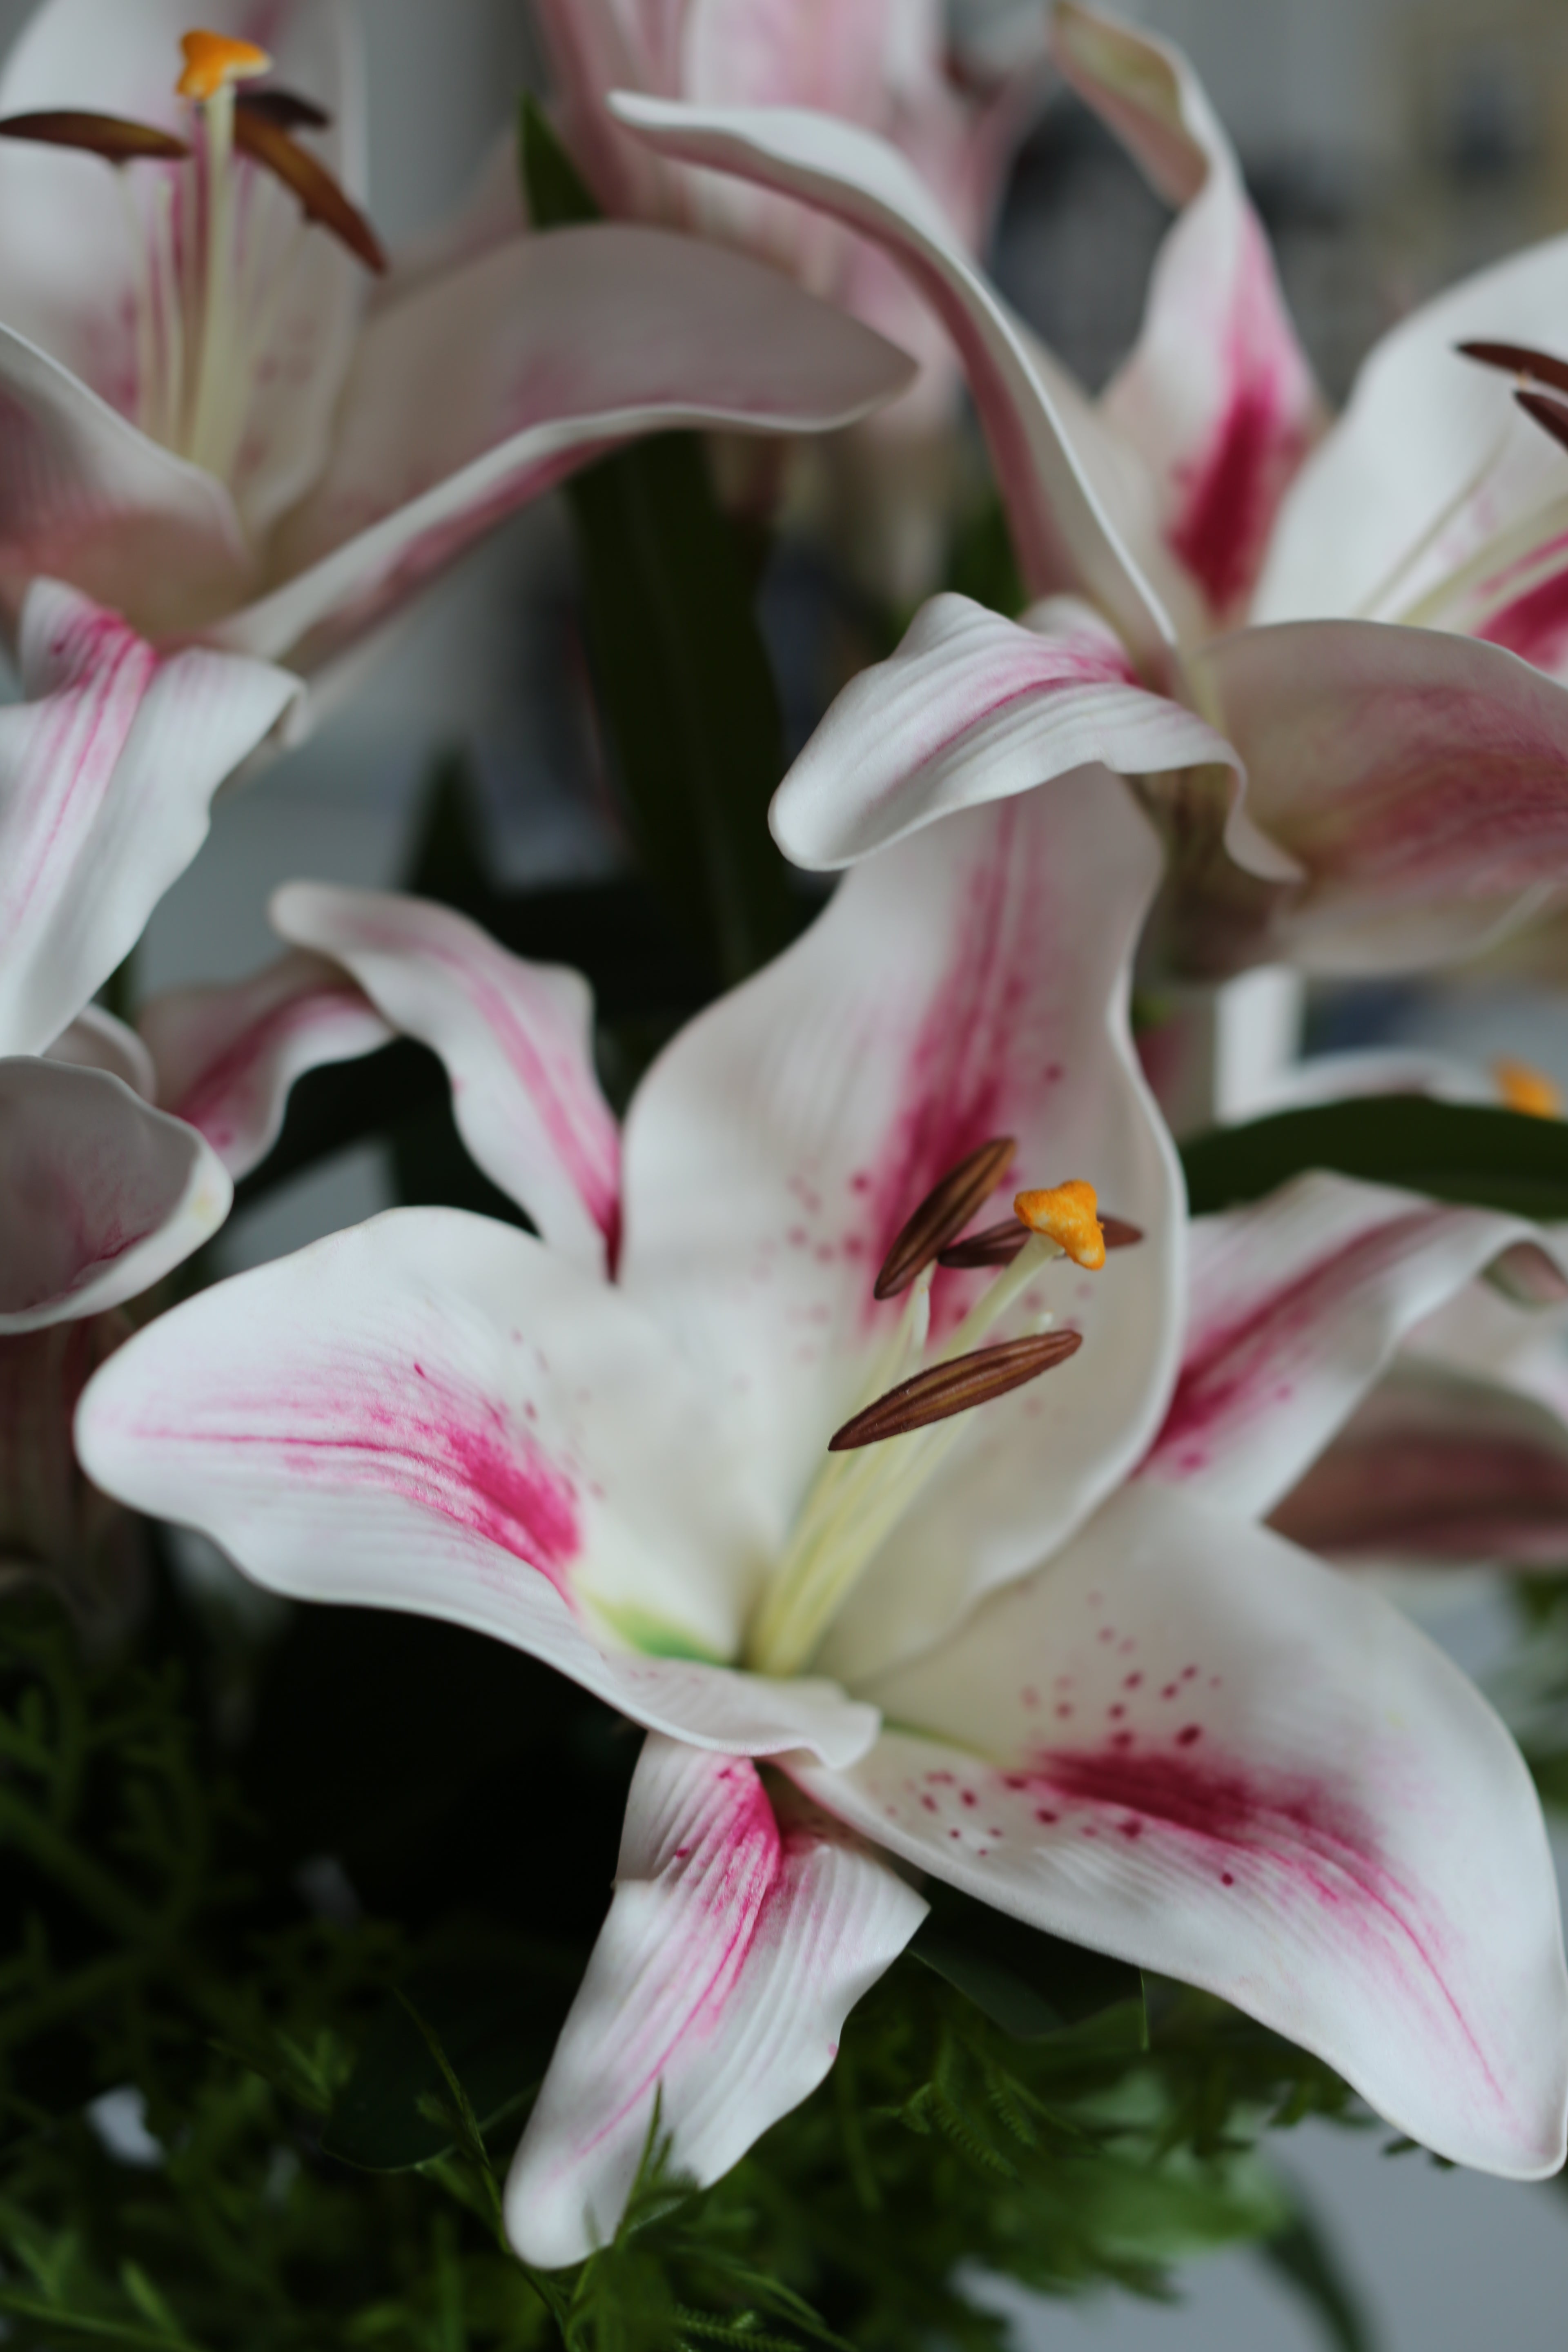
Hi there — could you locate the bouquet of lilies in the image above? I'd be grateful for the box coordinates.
[7,3,1568,2346]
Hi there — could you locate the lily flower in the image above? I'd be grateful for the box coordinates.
[603,38,1568,980]
[76,790,1568,2261]
[0,0,915,709]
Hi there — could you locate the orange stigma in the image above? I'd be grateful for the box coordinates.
[1013,1180,1106,1270]
[1495,1057,1564,1120]
[177,30,272,101]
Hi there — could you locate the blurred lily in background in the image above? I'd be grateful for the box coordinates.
[0,0,914,724]
[76,769,1568,2261]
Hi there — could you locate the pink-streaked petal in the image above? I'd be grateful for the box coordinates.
[768,591,1292,882]
[623,787,1183,1673]
[0,325,253,636]
[0,1058,230,1331]
[1053,3,1321,627]
[1254,236,1568,629]
[534,0,675,221]
[1193,618,1568,973]
[213,223,916,669]
[505,1735,924,2266]
[0,579,299,1056]
[74,1207,878,1767]
[47,1002,156,1100]
[270,884,621,1275]
[1139,1172,1568,1521]
[138,948,394,1181]
[1270,1359,1568,1571]
[607,92,1176,676]
[800,1483,1568,2180]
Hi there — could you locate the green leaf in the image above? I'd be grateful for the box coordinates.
[323,1962,572,2172]
[1261,2203,1376,2352]
[1182,1098,1568,1220]
[910,1882,1145,2042]
[521,98,799,986]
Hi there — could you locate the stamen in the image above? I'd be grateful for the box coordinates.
[828,1331,1083,1451]
[1013,1180,1107,1270]
[232,105,386,272]
[1458,340,1568,401]
[1495,1057,1564,1119]
[176,31,271,102]
[238,88,332,131]
[939,1213,1143,1270]
[873,1136,1015,1300]
[0,110,189,162]
[1516,390,1568,459]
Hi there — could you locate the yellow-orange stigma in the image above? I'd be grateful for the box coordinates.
[176,29,271,102]
[1495,1057,1564,1120]
[1013,1180,1106,1270]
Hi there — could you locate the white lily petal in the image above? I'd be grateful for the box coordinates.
[1194,617,1568,973]
[768,590,1256,874]
[1254,232,1568,627]
[1271,1357,1568,1570]
[798,1483,1568,2179]
[0,579,298,1056]
[270,884,620,1274]
[606,91,1175,674]
[0,1058,230,1331]
[624,787,1184,1671]
[138,948,393,1180]
[216,224,915,669]
[505,1735,924,2267]
[47,1002,156,1100]
[1053,3,1320,628]
[1139,1172,1568,1522]
[74,1207,878,1768]
[0,325,253,635]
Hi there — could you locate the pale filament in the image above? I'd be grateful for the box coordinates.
[744,1232,1061,1679]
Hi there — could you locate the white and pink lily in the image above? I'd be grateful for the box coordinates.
[75,782,1568,2262]
[0,0,913,713]
[601,29,1568,981]
[534,0,1026,433]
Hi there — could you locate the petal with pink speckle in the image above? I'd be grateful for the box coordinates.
[797,1483,1568,2180]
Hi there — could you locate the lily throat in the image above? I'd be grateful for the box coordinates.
[0,25,385,487]
[742,1147,1132,1679]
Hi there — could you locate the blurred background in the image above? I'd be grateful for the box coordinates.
[10,0,1568,2341]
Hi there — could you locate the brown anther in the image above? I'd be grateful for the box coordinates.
[829,1330,1082,1450]
[1516,390,1568,458]
[938,1212,1143,1270]
[0,109,190,163]
[1458,340,1568,401]
[233,104,386,272]
[237,88,332,131]
[873,1136,1015,1301]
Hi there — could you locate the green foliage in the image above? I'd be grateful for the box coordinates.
[521,100,801,987]
[1182,1096,1568,1218]
[0,1586,1373,2352]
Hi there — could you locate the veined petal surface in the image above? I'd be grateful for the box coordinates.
[607,91,1175,674]
[1053,3,1320,628]
[622,789,1183,1673]
[0,579,298,1056]
[139,948,394,1180]
[1139,1172,1568,1521]
[271,884,621,1274]
[797,1483,1568,2179]
[771,592,1232,869]
[74,1207,878,1767]
[1194,618,1568,972]
[218,224,915,668]
[0,1058,230,1330]
[505,1735,924,2266]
